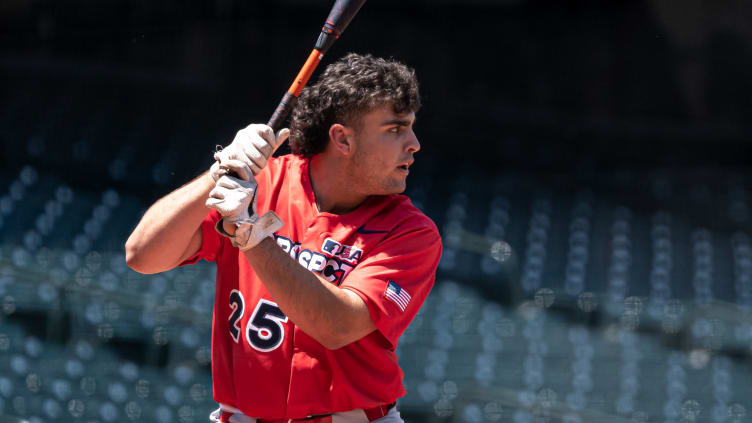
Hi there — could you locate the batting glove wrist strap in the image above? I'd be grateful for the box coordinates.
[215,211,284,251]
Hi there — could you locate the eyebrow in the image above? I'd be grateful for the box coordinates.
[381,117,416,127]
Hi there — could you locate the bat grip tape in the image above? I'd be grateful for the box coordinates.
[267,92,298,133]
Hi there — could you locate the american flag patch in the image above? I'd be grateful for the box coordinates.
[385,280,411,312]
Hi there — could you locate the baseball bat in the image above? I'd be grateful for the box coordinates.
[266,0,368,132]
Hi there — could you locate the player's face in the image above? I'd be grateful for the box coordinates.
[349,106,420,195]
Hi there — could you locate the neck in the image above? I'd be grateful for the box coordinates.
[309,154,369,215]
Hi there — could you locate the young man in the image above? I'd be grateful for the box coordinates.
[125,53,442,422]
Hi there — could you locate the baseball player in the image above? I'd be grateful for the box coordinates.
[126,53,442,422]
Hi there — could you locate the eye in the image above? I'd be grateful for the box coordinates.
[389,126,402,133]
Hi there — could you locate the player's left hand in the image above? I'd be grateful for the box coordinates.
[206,164,257,225]
[206,160,284,250]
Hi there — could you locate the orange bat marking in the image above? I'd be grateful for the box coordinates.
[287,49,323,97]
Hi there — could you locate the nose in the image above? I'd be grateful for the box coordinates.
[406,129,420,153]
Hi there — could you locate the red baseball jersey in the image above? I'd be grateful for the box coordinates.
[182,154,442,419]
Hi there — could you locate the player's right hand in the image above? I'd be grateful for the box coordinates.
[209,124,289,182]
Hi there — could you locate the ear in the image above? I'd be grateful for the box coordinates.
[328,123,354,155]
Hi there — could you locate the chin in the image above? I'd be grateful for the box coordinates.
[385,181,407,195]
[372,177,407,196]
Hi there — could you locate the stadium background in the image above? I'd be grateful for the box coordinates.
[2,0,752,422]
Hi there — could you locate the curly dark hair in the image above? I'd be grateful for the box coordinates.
[289,53,421,157]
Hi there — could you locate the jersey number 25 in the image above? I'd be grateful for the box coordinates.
[228,290,288,352]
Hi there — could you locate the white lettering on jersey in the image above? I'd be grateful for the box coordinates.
[273,235,360,286]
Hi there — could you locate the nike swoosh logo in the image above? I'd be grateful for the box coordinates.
[356,225,389,234]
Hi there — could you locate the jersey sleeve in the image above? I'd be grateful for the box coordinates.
[179,209,224,265]
[340,218,442,348]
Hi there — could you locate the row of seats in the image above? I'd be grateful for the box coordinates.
[395,281,752,422]
[0,319,214,422]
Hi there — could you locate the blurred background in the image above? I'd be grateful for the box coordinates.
[2,0,752,422]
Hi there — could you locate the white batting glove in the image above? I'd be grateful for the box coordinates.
[205,162,283,251]
[230,211,284,251]
[208,124,289,182]
[206,173,257,224]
